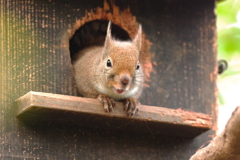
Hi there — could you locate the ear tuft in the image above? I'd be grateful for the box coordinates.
[104,21,112,49]
[102,21,113,59]
[133,25,142,51]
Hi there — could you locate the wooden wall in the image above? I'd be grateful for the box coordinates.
[0,0,217,159]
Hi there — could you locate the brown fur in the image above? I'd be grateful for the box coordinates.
[73,22,143,101]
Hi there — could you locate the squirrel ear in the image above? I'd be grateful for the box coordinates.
[102,21,113,59]
[133,24,142,51]
[104,21,112,50]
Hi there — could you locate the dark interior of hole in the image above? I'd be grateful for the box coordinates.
[69,19,131,63]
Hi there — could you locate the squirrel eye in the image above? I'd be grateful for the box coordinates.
[106,59,112,68]
[136,63,140,70]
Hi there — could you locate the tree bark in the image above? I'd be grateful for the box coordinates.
[190,106,240,160]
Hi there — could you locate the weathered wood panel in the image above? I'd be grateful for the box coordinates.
[16,91,212,138]
[0,0,216,159]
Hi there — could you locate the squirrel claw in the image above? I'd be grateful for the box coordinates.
[97,94,116,113]
[124,98,140,117]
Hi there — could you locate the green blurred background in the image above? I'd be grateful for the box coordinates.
[217,0,240,134]
[217,0,240,75]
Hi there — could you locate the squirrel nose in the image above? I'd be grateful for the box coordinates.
[121,78,129,85]
[120,75,131,86]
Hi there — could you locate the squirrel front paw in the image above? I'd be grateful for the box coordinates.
[97,94,116,112]
[123,98,140,117]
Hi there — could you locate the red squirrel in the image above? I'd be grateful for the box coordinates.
[72,21,143,116]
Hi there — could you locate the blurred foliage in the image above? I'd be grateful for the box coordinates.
[217,0,240,61]
[217,0,240,105]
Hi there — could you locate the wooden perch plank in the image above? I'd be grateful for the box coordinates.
[16,91,212,138]
[190,106,240,160]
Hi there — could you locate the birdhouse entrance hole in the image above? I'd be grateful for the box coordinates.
[68,1,154,85]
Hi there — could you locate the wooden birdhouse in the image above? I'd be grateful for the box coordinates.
[0,0,217,159]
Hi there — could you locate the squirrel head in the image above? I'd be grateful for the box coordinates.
[98,21,143,99]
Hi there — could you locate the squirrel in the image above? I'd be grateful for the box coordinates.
[71,20,144,117]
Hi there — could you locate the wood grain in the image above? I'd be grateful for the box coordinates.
[190,106,240,160]
[0,0,216,159]
[16,91,212,138]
